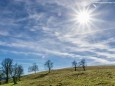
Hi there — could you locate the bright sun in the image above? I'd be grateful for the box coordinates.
[69,7,99,35]
[76,9,92,25]
[69,6,100,35]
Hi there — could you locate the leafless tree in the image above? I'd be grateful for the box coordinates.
[28,66,31,73]
[28,63,38,74]
[17,65,24,81]
[1,58,13,83]
[79,59,86,71]
[44,60,53,73]
[11,63,18,84]
[72,60,77,71]
[0,68,4,85]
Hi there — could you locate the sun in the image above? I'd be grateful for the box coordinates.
[75,9,92,25]
[69,6,101,35]
[77,10,91,24]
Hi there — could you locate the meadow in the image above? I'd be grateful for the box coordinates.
[2,66,115,86]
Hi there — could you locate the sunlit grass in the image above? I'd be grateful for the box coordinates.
[1,66,115,86]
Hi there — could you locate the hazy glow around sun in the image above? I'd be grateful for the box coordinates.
[71,7,99,28]
[69,7,101,35]
[77,9,92,24]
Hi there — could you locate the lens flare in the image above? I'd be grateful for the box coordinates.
[76,9,92,24]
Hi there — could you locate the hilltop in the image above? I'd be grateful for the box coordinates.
[2,66,115,86]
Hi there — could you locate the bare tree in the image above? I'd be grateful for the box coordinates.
[11,64,18,84]
[79,59,86,71]
[17,65,24,81]
[1,58,13,83]
[72,60,77,71]
[44,60,53,73]
[28,63,38,74]
[28,66,31,73]
[0,68,4,85]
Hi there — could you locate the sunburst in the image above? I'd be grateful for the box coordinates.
[69,7,100,35]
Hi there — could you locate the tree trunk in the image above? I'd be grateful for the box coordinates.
[13,76,17,84]
[6,70,9,83]
[6,74,8,83]
[0,79,1,85]
[75,66,77,71]
[83,66,85,71]
[49,68,51,73]
[18,76,21,81]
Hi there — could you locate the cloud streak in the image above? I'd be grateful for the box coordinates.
[0,0,115,66]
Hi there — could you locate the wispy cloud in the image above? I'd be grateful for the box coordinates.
[0,0,115,66]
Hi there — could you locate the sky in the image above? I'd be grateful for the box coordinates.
[0,0,115,74]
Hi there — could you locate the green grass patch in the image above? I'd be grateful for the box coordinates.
[1,66,115,86]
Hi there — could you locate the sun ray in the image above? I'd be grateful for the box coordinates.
[76,8,92,25]
[68,6,102,36]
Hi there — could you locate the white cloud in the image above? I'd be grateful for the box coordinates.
[0,0,115,66]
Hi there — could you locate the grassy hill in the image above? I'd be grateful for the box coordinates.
[1,66,115,86]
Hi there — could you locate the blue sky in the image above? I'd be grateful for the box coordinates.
[0,0,115,74]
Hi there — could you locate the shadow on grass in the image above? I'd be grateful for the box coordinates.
[33,73,48,79]
[95,81,113,86]
[72,72,85,77]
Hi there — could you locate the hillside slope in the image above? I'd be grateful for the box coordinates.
[2,66,115,86]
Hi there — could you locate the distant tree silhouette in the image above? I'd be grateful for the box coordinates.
[17,65,24,81]
[1,58,13,83]
[28,63,38,74]
[79,59,86,71]
[72,60,77,71]
[44,60,53,73]
[11,64,18,84]
[28,66,31,73]
[0,68,4,85]
[0,72,2,85]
